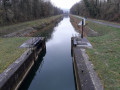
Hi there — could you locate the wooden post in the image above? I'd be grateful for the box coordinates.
[81,19,84,38]
[71,37,73,57]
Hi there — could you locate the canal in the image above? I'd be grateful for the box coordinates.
[19,16,79,90]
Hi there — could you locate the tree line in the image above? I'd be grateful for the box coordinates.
[0,0,63,25]
[70,0,120,22]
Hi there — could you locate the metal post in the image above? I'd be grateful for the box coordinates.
[81,19,84,38]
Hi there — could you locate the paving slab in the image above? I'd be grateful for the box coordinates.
[73,36,93,49]
[20,37,44,48]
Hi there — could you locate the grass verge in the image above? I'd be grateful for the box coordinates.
[0,37,29,73]
[0,15,62,36]
[87,21,120,89]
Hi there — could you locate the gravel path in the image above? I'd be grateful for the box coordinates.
[76,16,120,28]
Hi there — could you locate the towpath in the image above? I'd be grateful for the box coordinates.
[76,15,120,28]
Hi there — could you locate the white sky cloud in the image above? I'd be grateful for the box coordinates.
[51,0,80,10]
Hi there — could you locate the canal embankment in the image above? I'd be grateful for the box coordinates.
[0,15,63,90]
[1,15,63,37]
[0,37,29,74]
[70,15,104,90]
[71,15,120,89]
[0,37,46,90]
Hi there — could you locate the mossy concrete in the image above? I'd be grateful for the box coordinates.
[0,37,46,90]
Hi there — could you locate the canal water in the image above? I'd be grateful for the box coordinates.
[19,16,79,90]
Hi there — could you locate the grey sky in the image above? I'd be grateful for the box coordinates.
[51,0,80,10]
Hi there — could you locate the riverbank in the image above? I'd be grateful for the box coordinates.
[0,15,63,37]
[70,15,120,89]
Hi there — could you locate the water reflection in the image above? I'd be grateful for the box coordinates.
[32,17,63,42]
[64,14,69,18]
[19,49,46,90]
[19,17,79,90]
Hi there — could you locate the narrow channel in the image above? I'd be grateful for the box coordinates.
[19,16,79,90]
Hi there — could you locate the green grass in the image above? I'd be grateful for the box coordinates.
[0,15,62,36]
[97,19,120,26]
[87,21,120,90]
[0,37,29,73]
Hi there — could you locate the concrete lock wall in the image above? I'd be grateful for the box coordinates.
[71,36,103,90]
[0,37,46,90]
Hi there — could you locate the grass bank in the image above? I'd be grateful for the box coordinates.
[71,15,120,89]
[0,37,29,73]
[87,21,120,89]
[0,15,62,36]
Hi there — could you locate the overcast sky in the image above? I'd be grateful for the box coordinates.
[51,0,80,10]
